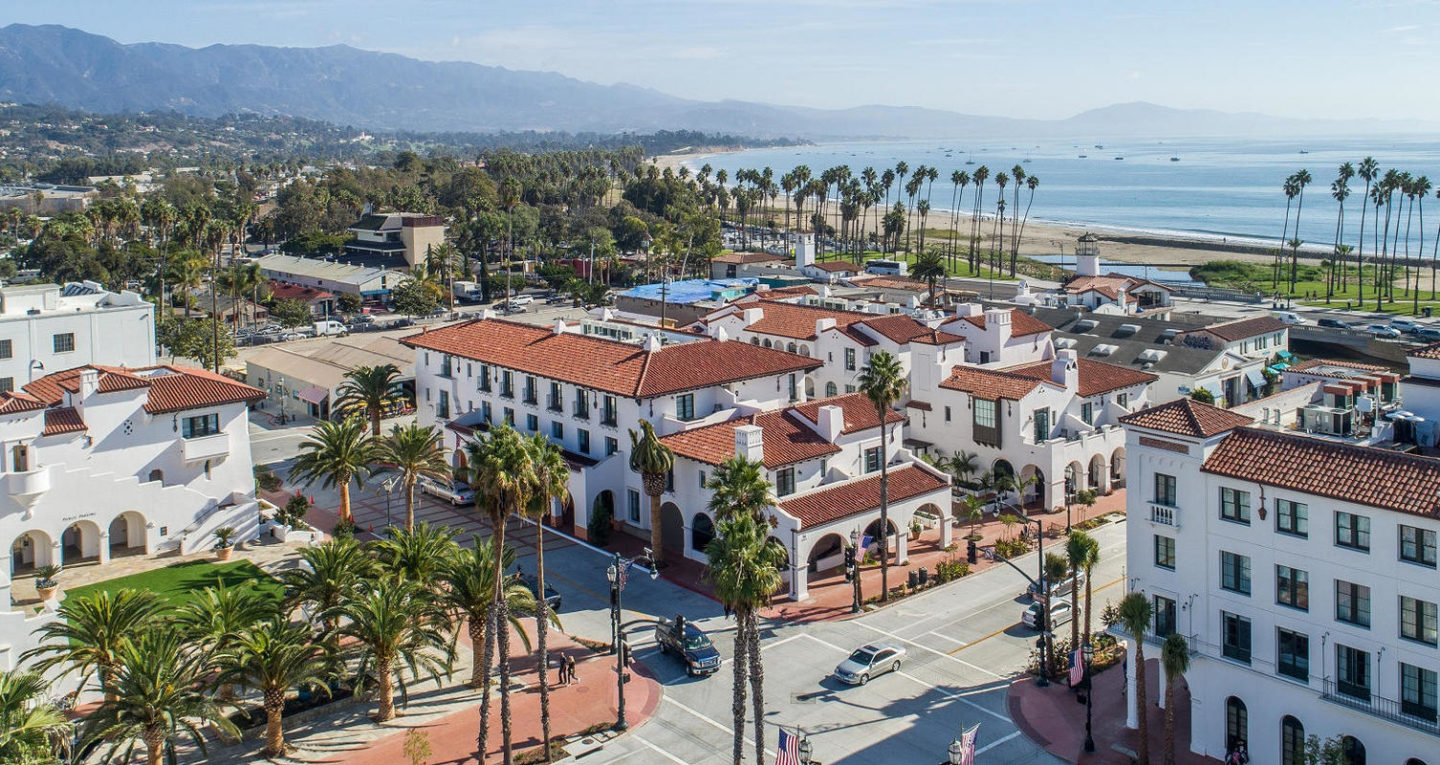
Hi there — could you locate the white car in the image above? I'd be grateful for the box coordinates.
[1365,324,1403,339]
[418,476,476,505]
[833,643,906,685]
[1271,311,1306,326]
[1390,318,1426,335]
[508,295,535,307]
[1022,599,1074,630]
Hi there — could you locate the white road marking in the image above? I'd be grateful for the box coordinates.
[661,695,756,746]
[635,735,691,765]
[850,620,1004,679]
[975,730,1023,754]
[925,630,968,646]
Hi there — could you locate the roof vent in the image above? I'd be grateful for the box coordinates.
[1090,344,1117,357]
[1074,319,1098,333]
[1055,337,1077,349]
[1115,323,1141,337]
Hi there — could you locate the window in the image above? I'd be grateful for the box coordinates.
[602,395,618,426]
[1276,565,1309,611]
[1276,499,1308,538]
[523,376,538,405]
[1220,551,1250,595]
[845,384,857,393]
[1401,525,1437,568]
[1221,611,1252,664]
[1154,535,1175,570]
[526,414,538,432]
[500,371,514,398]
[1153,595,1176,637]
[698,470,706,488]
[439,355,453,378]
[605,437,618,456]
[1220,487,1250,524]
[1336,644,1371,701]
[1336,511,1370,551]
[181,413,220,438]
[944,406,952,422]
[825,382,838,397]
[1225,697,1247,754]
[1155,473,1177,506]
[437,390,450,419]
[52,333,75,353]
[1281,716,1305,765]
[10,444,27,472]
[787,374,798,402]
[1336,580,1371,627]
[549,382,563,412]
[481,401,492,424]
[0,377,13,393]
[503,407,515,426]
[574,390,590,419]
[844,348,856,371]
[776,468,796,497]
[1116,392,1129,408]
[627,489,641,523]
[1402,663,1439,721]
[1081,402,1093,426]
[577,429,590,455]
[478,363,492,392]
[973,399,997,429]
[1033,408,1050,443]
[1401,596,1439,645]
[676,393,696,421]
[0,339,11,359]
[864,447,881,474]
[551,421,564,440]
[1276,629,1309,682]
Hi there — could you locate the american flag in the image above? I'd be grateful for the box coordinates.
[958,724,980,765]
[617,558,631,590]
[775,728,800,765]
[1070,648,1084,687]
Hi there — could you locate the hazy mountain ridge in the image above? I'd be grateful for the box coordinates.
[0,24,1429,140]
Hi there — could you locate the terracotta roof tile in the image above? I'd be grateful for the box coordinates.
[1202,427,1440,518]
[734,300,871,341]
[1006,358,1157,398]
[1290,358,1391,373]
[778,465,950,528]
[850,276,931,292]
[660,412,840,469]
[956,309,1053,337]
[141,366,267,414]
[810,260,861,273]
[1119,398,1254,438]
[756,285,819,299]
[858,314,963,346]
[713,252,784,264]
[41,406,86,436]
[402,319,820,399]
[267,281,335,302]
[0,391,46,414]
[1408,341,1440,360]
[1182,316,1288,343]
[787,393,905,435]
[1063,273,1172,297]
[939,366,1047,401]
[24,365,149,405]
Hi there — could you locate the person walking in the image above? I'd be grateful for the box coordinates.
[566,654,578,685]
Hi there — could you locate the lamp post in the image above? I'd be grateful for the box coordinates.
[947,738,964,765]
[1082,641,1096,753]
[380,476,399,532]
[606,548,656,731]
[849,528,862,614]
[798,733,816,765]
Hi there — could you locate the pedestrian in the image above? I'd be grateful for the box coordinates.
[555,654,567,686]
[567,654,577,684]
[723,601,732,619]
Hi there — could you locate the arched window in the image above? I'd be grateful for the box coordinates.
[1280,716,1304,765]
[750,337,759,345]
[1405,759,1427,765]
[786,342,798,354]
[1341,736,1365,765]
[691,514,715,552]
[763,339,772,348]
[1225,697,1247,755]
[825,382,838,397]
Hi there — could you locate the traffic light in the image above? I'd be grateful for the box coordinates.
[843,547,856,581]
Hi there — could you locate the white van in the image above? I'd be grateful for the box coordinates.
[1271,311,1306,326]
[865,259,909,276]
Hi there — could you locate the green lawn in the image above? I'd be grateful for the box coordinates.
[64,559,283,608]
[1196,259,1440,317]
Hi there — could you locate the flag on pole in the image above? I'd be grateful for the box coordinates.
[1070,648,1084,687]
[959,723,980,765]
[617,558,631,590]
[775,728,801,765]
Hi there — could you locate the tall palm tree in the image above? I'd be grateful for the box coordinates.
[372,521,459,582]
[912,250,946,306]
[1064,531,1094,654]
[281,537,377,644]
[335,575,453,723]
[1356,157,1379,306]
[1277,175,1298,290]
[175,584,275,699]
[1078,534,1101,651]
[858,351,907,601]
[22,589,165,701]
[437,538,537,691]
[290,416,378,524]
[1330,165,1353,298]
[0,669,71,765]
[1289,169,1312,290]
[78,632,240,765]
[377,423,450,530]
[705,455,771,522]
[217,617,333,758]
[1118,592,1154,765]
[335,364,404,437]
[628,420,675,567]
[1160,632,1190,765]
[970,166,989,274]
[524,433,569,761]
[1015,174,1040,274]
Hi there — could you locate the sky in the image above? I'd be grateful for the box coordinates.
[7,0,1440,122]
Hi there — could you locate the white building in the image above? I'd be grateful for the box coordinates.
[1,364,266,669]
[0,282,155,393]
[257,253,409,304]
[402,317,823,545]
[1172,316,1291,361]
[1119,397,1440,765]
[1058,233,1174,315]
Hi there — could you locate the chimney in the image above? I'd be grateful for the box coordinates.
[734,424,764,463]
[78,368,100,400]
[742,307,764,326]
[480,308,496,320]
[817,404,845,442]
[1051,349,1079,391]
[985,308,1013,346]
[644,334,663,352]
[553,319,567,335]
[815,317,836,335]
[713,326,731,342]
[954,303,984,319]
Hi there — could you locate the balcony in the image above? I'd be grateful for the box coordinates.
[3,465,51,513]
[1149,504,1181,528]
[1322,678,1440,738]
[182,433,230,462]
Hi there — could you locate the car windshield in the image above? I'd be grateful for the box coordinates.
[684,632,712,650]
[847,649,876,665]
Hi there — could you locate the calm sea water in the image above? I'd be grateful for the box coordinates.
[685,137,1440,255]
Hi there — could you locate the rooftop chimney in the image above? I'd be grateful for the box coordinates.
[742,307,764,326]
[78,368,99,401]
[1051,348,1079,391]
[734,423,765,463]
[644,334,664,352]
[816,404,845,442]
[553,319,567,335]
[815,317,836,335]
[794,234,815,268]
[954,303,984,318]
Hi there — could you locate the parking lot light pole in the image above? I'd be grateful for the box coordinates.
[607,548,657,732]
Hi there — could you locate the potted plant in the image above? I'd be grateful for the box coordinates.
[34,564,61,601]
[214,526,237,561]
[909,518,923,540]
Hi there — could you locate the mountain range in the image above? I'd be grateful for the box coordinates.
[0,24,1428,140]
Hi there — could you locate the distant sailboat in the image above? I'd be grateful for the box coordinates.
[1170,156,1181,162]
[1114,156,1125,161]
[965,154,976,165]
[1078,154,1088,159]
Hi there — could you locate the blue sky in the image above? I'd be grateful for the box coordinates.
[8,0,1440,121]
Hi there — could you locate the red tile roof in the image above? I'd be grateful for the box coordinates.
[1063,273,1172,298]
[939,365,1047,401]
[0,391,46,414]
[25,366,152,405]
[41,407,86,436]
[809,260,861,273]
[954,309,1053,337]
[1408,342,1440,360]
[713,252,784,265]
[788,393,905,435]
[402,319,820,399]
[24,364,265,414]
[1006,358,1157,397]
[851,276,931,292]
[756,285,819,299]
[778,465,950,528]
[267,281,335,302]
[1290,358,1392,374]
[859,314,964,346]
[1119,398,1254,438]
[1202,427,1440,518]
[660,411,840,469]
[732,300,870,341]
[1183,316,1288,343]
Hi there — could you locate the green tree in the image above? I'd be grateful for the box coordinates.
[391,278,440,318]
[1065,531,1096,652]
[628,420,675,567]
[156,315,234,369]
[705,455,772,522]
[174,584,276,699]
[290,416,378,524]
[437,538,536,692]
[1161,632,1191,765]
[523,433,569,761]
[858,350,906,600]
[280,537,377,646]
[372,521,459,582]
[270,298,311,328]
[217,617,333,758]
[911,249,946,306]
[335,576,453,722]
[1189,387,1215,405]
[0,669,71,765]
[1118,592,1154,765]
[335,363,404,437]
[22,589,165,701]
[376,423,450,530]
[337,292,363,314]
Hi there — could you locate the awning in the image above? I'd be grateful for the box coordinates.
[1245,368,1267,388]
[297,386,329,405]
[1276,350,1295,360]
[1201,380,1225,400]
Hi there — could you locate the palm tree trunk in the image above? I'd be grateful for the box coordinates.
[263,690,286,756]
[747,609,766,765]
[536,516,553,762]
[478,606,496,762]
[648,491,665,567]
[1070,561,1080,658]
[1083,568,1094,649]
[144,728,165,765]
[730,617,748,765]
[1135,640,1149,765]
[1163,681,1176,765]
[469,614,488,689]
[405,477,417,531]
[372,407,382,437]
[376,657,395,721]
[498,597,514,765]
[339,481,352,523]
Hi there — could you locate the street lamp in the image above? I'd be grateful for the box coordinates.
[1082,641,1096,752]
[849,529,862,614]
[947,739,964,765]
[380,476,399,532]
[798,734,815,765]
[606,548,657,731]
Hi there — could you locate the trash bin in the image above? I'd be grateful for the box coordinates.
[967,539,978,564]
[918,567,929,586]
[1426,307,1434,318]
[907,570,919,589]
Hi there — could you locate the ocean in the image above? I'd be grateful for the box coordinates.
[682,136,1440,255]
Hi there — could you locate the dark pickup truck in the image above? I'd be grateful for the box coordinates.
[654,615,721,676]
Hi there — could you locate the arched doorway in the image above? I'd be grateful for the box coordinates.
[1088,454,1107,492]
[1065,461,1084,496]
[1225,697,1247,755]
[1020,465,1044,508]
[62,521,102,565]
[659,502,684,558]
[1280,716,1304,765]
[691,513,715,553]
[864,518,899,560]
[1110,447,1126,488]
[768,536,790,584]
[804,376,815,399]
[147,469,164,485]
[10,530,51,575]
[1341,736,1365,765]
[807,533,846,574]
[108,512,148,558]
[592,490,615,529]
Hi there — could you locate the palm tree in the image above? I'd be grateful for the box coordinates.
[336,575,453,722]
[372,521,459,582]
[948,450,979,487]
[175,584,276,699]
[437,538,537,691]
[1015,175,1040,273]
[628,420,675,567]
[22,589,165,700]
[969,166,989,274]
[217,617,333,757]
[912,249,946,306]
[524,433,569,761]
[1118,592,1154,765]
[1356,157,1379,306]
[1160,632,1190,765]
[858,351,907,601]
[1330,166,1352,298]
[78,632,240,765]
[1277,175,1298,290]
[1064,531,1095,654]
[0,669,71,765]
[1289,169,1312,290]
[377,423,450,531]
[290,416,378,525]
[281,537,377,644]
[704,455,772,522]
[335,363,404,437]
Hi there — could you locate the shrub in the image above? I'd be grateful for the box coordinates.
[1100,600,1121,628]
[332,517,358,540]
[278,494,311,527]
[34,564,61,588]
[994,538,1032,559]
[588,503,613,546]
[253,465,283,492]
[933,557,969,583]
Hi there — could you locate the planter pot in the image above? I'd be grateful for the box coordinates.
[36,585,57,601]
[216,546,234,561]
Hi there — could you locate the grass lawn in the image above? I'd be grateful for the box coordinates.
[1196,259,1440,316]
[64,559,283,608]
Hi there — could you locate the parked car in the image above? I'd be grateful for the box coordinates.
[1271,311,1306,325]
[1418,327,1440,342]
[833,643,906,685]
[1317,318,1352,330]
[1025,572,1085,602]
[508,294,535,307]
[654,615,722,676]
[516,571,561,611]
[1365,324,1403,339]
[417,475,475,505]
[1022,598,1074,630]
